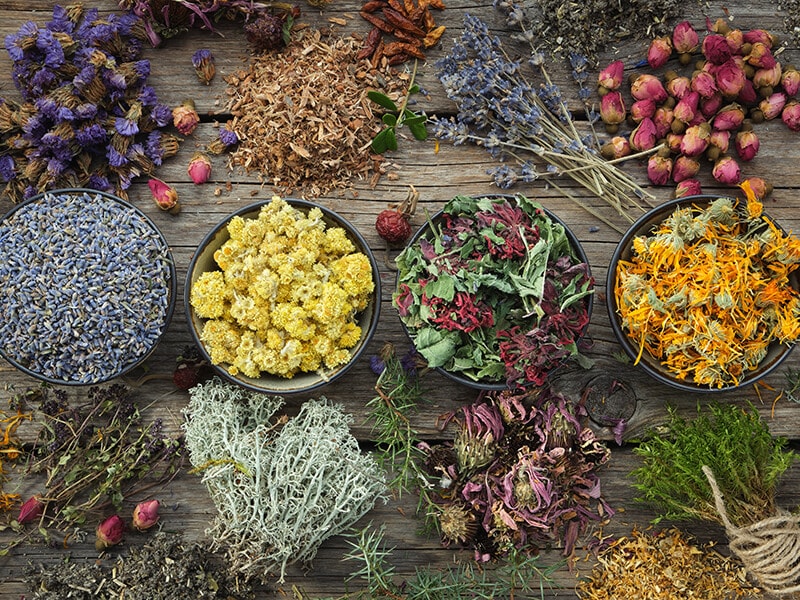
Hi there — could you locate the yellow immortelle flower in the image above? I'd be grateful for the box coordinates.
[192,196,374,379]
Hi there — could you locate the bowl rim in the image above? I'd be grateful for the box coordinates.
[605,193,796,393]
[184,197,382,394]
[0,187,177,386]
[396,193,593,391]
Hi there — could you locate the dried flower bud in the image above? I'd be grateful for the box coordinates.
[600,91,626,132]
[714,58,747,98]
[647,36,673,69]
[652,106,674,138]
[735,130,760,162]
[702,34,733,65]
[709,17,731,35]
[191,49,216,85]
[630,98,657,123]
[629,117,658,152]
[691,69,718,99]
[737,78,758,105]
[597,60,625,93]
[666,75,691,100]
[742,176,773,199]
[680,123,711,157]
[172,99,200,136]
[631,74,668,103]
[700,93,724,120]
[244,12,287,52]
[674,178,703,197]
[600,136,631,159]
[725,29,744,54]
[17,495,44,524]
[665,132,684,153]
[712,155,742,185]
[673,91,700,124]
[132,499,160,531]
[187,152,212,184]
[647,154,673,185]
[753,63,783,92]
[673,21,700,58]
[712,103,746,130]
[148,178,180,214]
[782,100,800,131]
[707,129,731,160]
[759,91,787,120]
[96,514,125,551]
[743,29,776,49]
[746,42,777,69]
[672,155,701,182]
[782,67,800,97]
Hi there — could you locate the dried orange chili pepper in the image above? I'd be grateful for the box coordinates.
[614,185,800,388]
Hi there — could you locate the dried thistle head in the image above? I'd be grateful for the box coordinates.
[438,502,478,546]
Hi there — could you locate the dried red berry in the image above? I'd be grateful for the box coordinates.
[376,209,412,246]
[172,345,210,390]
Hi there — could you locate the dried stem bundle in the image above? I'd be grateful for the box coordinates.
[183,378,387,583]
[225,27,404,196]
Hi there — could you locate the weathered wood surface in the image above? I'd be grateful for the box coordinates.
[2,1,800,598]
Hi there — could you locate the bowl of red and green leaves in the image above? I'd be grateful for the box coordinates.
[393,194,594,390]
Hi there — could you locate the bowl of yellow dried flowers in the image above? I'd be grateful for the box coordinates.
[186,196,380,394]
[607,187,800,392]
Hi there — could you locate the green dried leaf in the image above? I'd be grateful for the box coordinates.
[368,91,398,112]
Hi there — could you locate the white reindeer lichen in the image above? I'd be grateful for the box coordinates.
[183,378,387,582]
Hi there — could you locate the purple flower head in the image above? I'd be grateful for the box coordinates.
[138,84,158,107]
[0,156,17,182]
[151,103,173,128]
[106,145,129,168]
[218,126,239,147]
[74,103,98,120]
[75,122,107,147]
[115,117,139,136]
[88,172,112,191]
[46,5,75,34]
[192,49,213,68]
[369,355,385,375]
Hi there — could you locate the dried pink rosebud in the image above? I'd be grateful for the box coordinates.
[629,117,658,151]
[148,178,180,214]
[712,155,742,184]
[782,100,800,131]
[17,495,44,525]
[132,499,160,531]
[737,78,758,105]
[680,123,711,157]
[753,63,783,92]
[707,129,731,160]
[96,514,125,551]
[742,176,773,199]
[653,106,674,138]
[172,99,200,136]
[666,132,684,153]
[672,155,701,182]
[631,74,668,103]
[782,67,800,97]
[598,60,625,93]
[700,93,724,119]
[703,34,733,65]
[600,136,631,160]
[674,178,703,198]
[725,29,744,54]
[648,36,673,69]
[747,42,777,69]
[735,130,760,161]
[712,103,746,130]
[647,155,673,186]
[708,17,731,35]
[666,75,692,99]
[759,91,787,120]
[743,29,776,48]
[673,21,700,58]
[691,69,718,98]
[714,58,747,98]
[673,91,700,124]
[630,98,657,123]
[187,152,212,184]
[600,91,626,132]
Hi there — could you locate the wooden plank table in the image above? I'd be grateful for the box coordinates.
[1,1,800,597]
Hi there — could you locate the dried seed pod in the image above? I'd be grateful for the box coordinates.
[360,11,394,33]
[383,7,426,37]
[361,0,386,12]
[358,27,382,59]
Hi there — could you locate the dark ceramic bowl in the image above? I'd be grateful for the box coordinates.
[185,198,380,394]
[606,194,798,393]
[396,194,593,391]
[0,188,176,385]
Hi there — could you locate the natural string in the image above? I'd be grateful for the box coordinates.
[702,465,800,596]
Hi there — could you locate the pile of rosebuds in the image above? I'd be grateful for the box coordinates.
[598,18,795,198]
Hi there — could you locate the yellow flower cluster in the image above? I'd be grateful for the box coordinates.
[190,197,374,378]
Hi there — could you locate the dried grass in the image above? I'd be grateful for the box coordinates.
[224,27,404,196]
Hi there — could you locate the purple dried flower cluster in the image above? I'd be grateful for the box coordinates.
[0,5,180,203]
[421,388,612,561]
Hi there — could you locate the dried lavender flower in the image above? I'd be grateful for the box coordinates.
[183,378,387,583]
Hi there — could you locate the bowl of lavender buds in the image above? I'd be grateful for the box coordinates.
[0,189,176,385]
